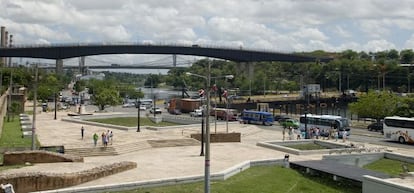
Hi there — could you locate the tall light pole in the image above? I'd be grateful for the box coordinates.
[186,61,214,193]
[136,98,141,132]
[54,92,57,120]
[32,64,38,150]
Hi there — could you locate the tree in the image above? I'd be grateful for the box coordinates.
[400,49,414,64]
[349,91,401,121]
[74,79,87,93]
[93,89,122,110]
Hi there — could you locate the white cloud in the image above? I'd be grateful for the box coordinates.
[292,28,329,41]
[0,0,413,60]
[333,26,352,38]
[363,39,396,52]
[404,34,414,49]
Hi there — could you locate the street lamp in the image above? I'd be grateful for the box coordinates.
[186,61,213,193]
[136,98,141,132]
[32,64,38,150]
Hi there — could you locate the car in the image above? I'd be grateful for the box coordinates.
[139,104,147,111]
[367,121,383,132]
[190,109,203,117]
[274,115,291,122]
[280,118,300,129]
[149,107,162,114]
[122,103,135,108]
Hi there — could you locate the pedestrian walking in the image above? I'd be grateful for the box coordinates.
[342,130,348,143]
[101,132,106,146]
[93,133,98,146]
[81,126,85,140]
[109,130,113,145]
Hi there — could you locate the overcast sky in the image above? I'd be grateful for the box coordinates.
[1,0,414,65]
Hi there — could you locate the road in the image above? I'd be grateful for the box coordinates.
[66,101,413,149]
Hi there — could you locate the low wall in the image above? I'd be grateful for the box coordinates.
[363,175,414,193]
[3,150,83,165]
[323,152,385,167]
[0,161,137,193]
[323,152,414,168]
[0,90,8,137]
[190,132,241,143]
[62,117,137,131]
[257,140,351,155]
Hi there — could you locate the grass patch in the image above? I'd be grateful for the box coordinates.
[88,117,178,127]
[114,165,360,193]
[0,117,34,148]
[363,158,414,177]
[284,142,328,150]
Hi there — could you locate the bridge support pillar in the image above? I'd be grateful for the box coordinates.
[56,59,63,75]
[173,54,177,67]
[79,56,86,75]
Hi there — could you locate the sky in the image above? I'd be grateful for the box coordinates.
[1,0,414,65]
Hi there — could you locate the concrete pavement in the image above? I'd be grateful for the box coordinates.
[3,109,414,191]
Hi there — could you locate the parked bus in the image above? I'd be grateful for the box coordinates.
[383,116,414,144]
[210,108,238,121]
[240,110,274,126]
[299,114,350,138]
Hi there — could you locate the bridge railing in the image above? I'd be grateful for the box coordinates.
[8,41,292,54]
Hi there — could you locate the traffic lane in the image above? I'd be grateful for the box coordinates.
[348,134,413,149]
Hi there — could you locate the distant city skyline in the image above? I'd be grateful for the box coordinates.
[1,0,414,64]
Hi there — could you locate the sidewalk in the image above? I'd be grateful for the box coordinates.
[3,110,413,190]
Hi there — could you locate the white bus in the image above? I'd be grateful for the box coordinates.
[383,116,414,144]
[299,114,351,138]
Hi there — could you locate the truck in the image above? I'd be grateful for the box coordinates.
[168,98,201,113]
[210,108,238,121]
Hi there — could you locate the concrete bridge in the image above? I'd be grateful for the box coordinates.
[0,43,332,73]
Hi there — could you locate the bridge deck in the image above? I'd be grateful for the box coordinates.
[290,160,389,182]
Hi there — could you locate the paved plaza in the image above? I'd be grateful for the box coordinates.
[3,109,414,190]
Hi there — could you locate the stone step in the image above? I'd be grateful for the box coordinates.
[114,141,152,155]
[64,146,118,157]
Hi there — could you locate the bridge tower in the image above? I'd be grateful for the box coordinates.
[173,54,177,67]
[0,26,5,67]
[79,56,86,75]
[56,59,63,75]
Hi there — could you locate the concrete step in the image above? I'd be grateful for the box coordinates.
[114,141,152,155]
[64,146,118,157]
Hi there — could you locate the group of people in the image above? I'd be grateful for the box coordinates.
[282,126,348,142]
[98,130,113,147]
[82,126,114,147]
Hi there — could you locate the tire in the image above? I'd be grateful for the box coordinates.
[399,136,406,144]
[367,126,372,131]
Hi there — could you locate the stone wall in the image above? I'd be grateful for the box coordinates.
[0,90,8,137]
[3,150,83,165]
[0,161,137,193]
[191,132,241,143]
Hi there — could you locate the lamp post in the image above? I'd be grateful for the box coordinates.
[136,98,141,132]
[32,64,38,150]
[54,92,57,120]
[186,61,214,193]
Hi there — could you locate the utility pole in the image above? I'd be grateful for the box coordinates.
[32,64,38,150]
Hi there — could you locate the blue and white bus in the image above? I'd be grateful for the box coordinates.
[299,114,350,138]
[241,110,274,126]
